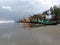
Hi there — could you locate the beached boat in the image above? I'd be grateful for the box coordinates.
[30,19,58,25]
[57,20,60,24]
[38,19,58,25]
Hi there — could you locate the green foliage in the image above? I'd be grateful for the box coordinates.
[42,5,60,20]
[42,10,48,15]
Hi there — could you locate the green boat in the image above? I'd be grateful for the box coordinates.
[57,20,60,24]
[30,18,39,23]
[30,19,58,25]
[39,19,58,25]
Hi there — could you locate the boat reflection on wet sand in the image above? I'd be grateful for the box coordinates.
[22,23,44,28]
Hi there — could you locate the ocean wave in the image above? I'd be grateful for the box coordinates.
[0,20,15,23]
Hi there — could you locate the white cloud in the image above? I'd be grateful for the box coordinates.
[37,0,60,7]
[0,0,60,18]
[1,6,12,11]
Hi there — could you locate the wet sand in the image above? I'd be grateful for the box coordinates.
[0,23,60,45]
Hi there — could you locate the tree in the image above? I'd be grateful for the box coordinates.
[42,10,48,15]
[42,5,60,20]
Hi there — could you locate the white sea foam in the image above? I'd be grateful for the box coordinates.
[0,20,15,23]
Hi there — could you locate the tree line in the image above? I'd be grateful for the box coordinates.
[42,5,60,20]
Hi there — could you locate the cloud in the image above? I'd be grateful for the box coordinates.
[0,0,60,19]
[1,6,12,11]
[0,0,60,11]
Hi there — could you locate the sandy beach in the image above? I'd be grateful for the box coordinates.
[0,23,60,45]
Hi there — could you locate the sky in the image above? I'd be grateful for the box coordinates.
[0,0,60,20]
